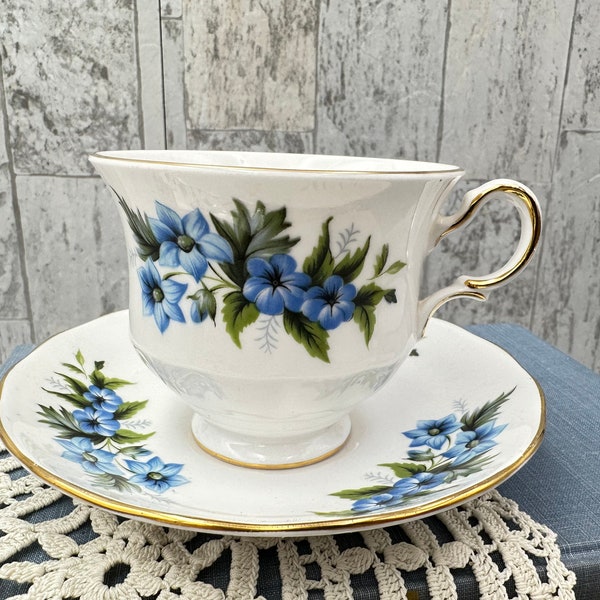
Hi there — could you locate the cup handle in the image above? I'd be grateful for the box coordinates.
[417,179,542,333]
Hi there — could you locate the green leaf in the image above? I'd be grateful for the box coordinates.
[353,304,376,346]
[330,485,392,500]
[102,377,134,390]
[60,362,86,376]
[90,473,140,493]
[283,311,330,363]
[384,289,397,304]
[189,287,218,324]
[379,462,426,479]
[211,199,300,287]
[41,388,92,409]
[55,373,89,396]
[373,243,390,278]
[90,369,105,388]
[119,446,151,458]
[372,244,406,278]
[111,428,155,445]
[405,448,434,461]
[354,282,388,308]
[384,260,406,275]
[333,236,371,282]
[303,217,335,286]
[37,405,85,437]
[222,291,260,347]
[115,191,160,262]
[461,388,515,430]
[113,400,148,420]
[94,361,105,371]
[75,349,85,369]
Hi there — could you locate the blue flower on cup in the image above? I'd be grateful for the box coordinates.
[243,254,311,315]
[124,456,188,493]
[149,201,233,282]
[138,259,187,333]
[443,420,507,465]
[83,385,123,412]
[402,414,462,450]
[56,437,121,475]
[302,275,357,330]
[72,406,120,437]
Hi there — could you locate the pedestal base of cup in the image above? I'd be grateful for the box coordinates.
[191,414,352,469]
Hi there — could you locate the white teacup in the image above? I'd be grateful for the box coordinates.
[90,151,541,468]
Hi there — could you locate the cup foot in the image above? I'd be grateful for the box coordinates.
[191,414,352,469]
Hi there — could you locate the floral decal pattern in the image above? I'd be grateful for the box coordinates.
[37,351,188,494]
[116,193,405,362]
[318,388,513,516]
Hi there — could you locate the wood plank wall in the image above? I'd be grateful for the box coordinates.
[1,0,599,371]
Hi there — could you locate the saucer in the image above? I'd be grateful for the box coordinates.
[0,311,544,536]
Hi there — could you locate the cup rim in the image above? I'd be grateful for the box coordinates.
[90,150,464,176]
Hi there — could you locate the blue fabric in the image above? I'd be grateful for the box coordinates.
[2,325,599,598]
[468,323,600,599]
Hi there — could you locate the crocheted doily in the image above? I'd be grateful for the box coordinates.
[0,440,575,600]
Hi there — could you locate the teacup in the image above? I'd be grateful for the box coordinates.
[90,151,541,468]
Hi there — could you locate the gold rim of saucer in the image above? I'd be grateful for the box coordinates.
[0,314,546,535]
[90,151,464,176]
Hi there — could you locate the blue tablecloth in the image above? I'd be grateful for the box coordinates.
[1,323,598,598]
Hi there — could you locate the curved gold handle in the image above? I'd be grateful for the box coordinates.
[417,179,542,332]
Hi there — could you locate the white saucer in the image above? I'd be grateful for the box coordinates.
[0,311,544,537]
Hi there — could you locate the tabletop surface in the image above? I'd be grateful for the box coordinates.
[0,322,598,599]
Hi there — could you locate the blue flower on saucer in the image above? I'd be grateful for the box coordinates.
[443,421,507,465]
[149,201,233,282]
[56,437,121,475]
[72,406,120,437]
[392,471,447,496]
[243,254,311,315]
[403,414,462,450]
[83,385,123,413]
[124,456,189,493]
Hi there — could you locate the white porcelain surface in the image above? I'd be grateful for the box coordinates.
[0,311,544,536]
[89,151,540,466]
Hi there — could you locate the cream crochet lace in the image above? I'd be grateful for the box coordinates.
[0,440,576,600]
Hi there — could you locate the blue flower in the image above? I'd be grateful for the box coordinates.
[443,421,507,465]
[403,414,462,450]
[392,471,447,496]
[124,456,188,493]
[149,201,233,282]
[72,406,120,437]
[351,492,399,513]
[138,259,187,333]
[243,254,311,315]
[302,275,357,330]
[56,437,121,475]
[83,385,123,413]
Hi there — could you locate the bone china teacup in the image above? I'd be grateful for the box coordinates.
[90,151,541,469]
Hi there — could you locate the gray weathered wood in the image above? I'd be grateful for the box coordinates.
[182,0,317,131]
[439,0,575,183]
[531,131,600,371]
[187,130,313,154]
[17,177,128,341]
[162,17,187,149]
[316,0,447,160]
[0,320,32,364]
[0,0,141,174]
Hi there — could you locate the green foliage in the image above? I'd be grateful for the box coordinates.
[115,190,160,261]
[222,291,260,347]
[330,485,393,500]
[378,462,426,478]
[303,217,335,286]
[461,388,515,430]
[283,310,330,363]
[210,199,300,287]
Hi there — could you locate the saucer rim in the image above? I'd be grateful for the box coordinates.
[0,312,545,535]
